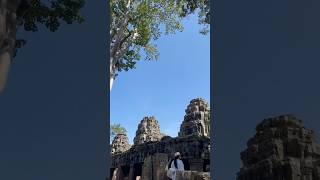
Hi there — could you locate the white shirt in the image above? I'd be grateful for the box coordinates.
[167,159,185,180]
[170,159,185,171]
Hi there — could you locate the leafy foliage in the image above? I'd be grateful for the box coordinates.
[110,0,210,77]
[14,0,85,54]
[110,123,127,141]
[17,0,85,32]
[178,0,210,34]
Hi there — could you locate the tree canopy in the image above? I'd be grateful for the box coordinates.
[0,0,85,93]
[109,0,210,88]
[14,0,85,54]
[110,123,127,141]
[179,0,210,33]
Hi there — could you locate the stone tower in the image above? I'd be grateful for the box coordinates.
[111,133,131,154]
[237,114,320,180]
[179,98,210,137]
[133,116,163,145]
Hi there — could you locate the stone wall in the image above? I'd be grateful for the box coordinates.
[111,135,210,168]
[110,98,211,180]
[141,153,168,180]
[176,171,210,180]
[237,114,320,180]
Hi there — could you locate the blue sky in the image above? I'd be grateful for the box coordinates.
[110,14,210,144]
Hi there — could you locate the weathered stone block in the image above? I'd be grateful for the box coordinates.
[112,167,124,180]
[134,116,163,145]
[237,115,320,180]
[176,171,210,180]
[111,134,131,155]
[190,159,204,171]
[179,98,210,138]
[141,153,169,180]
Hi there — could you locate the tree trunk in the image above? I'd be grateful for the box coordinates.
[0,0,19,94]
[110,58,115,90]
[109,0,134,91]
[110,76,114,91]
[109,19,128,91]
[0,51,11,93]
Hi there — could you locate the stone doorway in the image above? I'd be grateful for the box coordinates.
[121,165,130,178]
[110,168,115,179]
[134,163,143,177]
[203,159,210,172]
[181,159,190,170]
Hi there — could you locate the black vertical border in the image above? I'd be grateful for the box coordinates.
[106,0,111,179]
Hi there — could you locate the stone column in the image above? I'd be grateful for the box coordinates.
[189,159,204,171]
[128,164,135,180]
[141,156,152,180]
[141,153,169,180]
[112,167,124,180]
[153,153,168,180]
[111,168,117,180]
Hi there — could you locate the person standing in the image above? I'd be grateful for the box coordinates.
[167,152,185,180]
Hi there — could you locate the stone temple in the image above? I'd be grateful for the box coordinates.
[133,116,163,145]
[111,133,131,155]
[110,98,211,180]
[237,114,320,180]
[179,98,210,137]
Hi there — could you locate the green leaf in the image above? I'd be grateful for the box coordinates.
[14,0,85,55]
[110,124,127,141]
[110,0,210,75]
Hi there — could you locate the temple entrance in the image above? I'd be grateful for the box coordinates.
[134,162,143,177]
[110,168,115,179]
[121,165,130,178]
[182,159,190,170]
[203,159,210,172]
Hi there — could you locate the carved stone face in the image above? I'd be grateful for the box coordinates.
[133,116,162,145]
[111,134,131,154]
[179,98,210,137]
[237,115,320,180]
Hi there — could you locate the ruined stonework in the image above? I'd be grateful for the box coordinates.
[110,98,211,180]
[111,134,131,155]
[237,114,320,180]
[141,153,168,180]
[179,98,210,137]
[176,171,210,180]
[133,116,163,145]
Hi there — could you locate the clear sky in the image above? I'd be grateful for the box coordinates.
[111,14,210,144]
